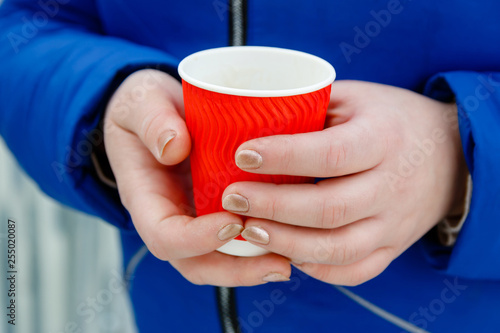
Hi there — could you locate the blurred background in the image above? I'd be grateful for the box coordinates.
[0,137,137,332]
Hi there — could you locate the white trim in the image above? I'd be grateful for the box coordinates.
[124,245,149,288]
[217,239,270,257]
[334,286,430,333]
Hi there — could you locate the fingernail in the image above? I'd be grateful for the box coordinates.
[262,272,290,282]
[222,194,249,213]
[217,224,244,241]
[157,130,177,159]
[241,226,270,245]
[236,150,262,169]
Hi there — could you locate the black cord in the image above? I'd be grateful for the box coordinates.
[216,287,241,333]
[228,0,248,46]
[216,1,248,332]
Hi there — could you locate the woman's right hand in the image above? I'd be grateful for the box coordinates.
[103,69,291,286]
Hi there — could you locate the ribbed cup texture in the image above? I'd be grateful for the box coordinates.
[183,81,331,217]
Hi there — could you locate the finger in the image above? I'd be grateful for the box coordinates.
[241,217,387,266]
[234,120,385,178]
[170,252,291,287]
[292,247,394,286]
[106,128,244,261]
[105,69,190,165]
[222,171,386,228]
[324,87,354,128]
[142,212,247,261]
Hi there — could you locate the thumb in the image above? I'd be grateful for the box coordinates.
[105,69,191,165]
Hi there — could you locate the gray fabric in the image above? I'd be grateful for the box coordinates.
[0,138,137,333]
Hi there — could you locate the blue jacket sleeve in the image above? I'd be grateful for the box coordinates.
[0,0,179,229]
[423,71,500,280]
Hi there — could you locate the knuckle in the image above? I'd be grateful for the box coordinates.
[140,111,163,146]
[344,248,393,286]
[367,182,383,212]
[109,102,132,126]
[328,241,357,266]
[178,263,206,286]
[311,265,333,283]
[282,236,298,258]
[144,219,183,262]
[233,272,248,287]
[316,196,347,228]
[343,271,372,287]
[118,183,150,214]
[280,136,295,171]
[323,141,349,175]
[147,238,170,262]
[316,199,333,229]
[185,270,207,286]
[333,197,348,227]
[263,188,280,221]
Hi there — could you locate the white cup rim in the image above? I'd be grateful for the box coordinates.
[178,46,336,97]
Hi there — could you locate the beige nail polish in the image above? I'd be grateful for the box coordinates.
[262,272,290,282]
[157,130,177,158]
[217,224,244,241]
[241,226,270,245]
[222,194,249,212]
[236,150,263,169]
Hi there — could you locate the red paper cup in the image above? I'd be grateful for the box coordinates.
[178,46,335,256]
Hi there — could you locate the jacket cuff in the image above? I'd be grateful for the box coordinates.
[422,71,500,279]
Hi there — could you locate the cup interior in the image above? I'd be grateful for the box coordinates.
[178,46,335,97]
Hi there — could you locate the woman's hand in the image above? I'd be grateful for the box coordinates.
[222,80,468,286]
[104,69,291,286]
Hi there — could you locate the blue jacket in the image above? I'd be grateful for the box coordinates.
[1,0,500,332]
